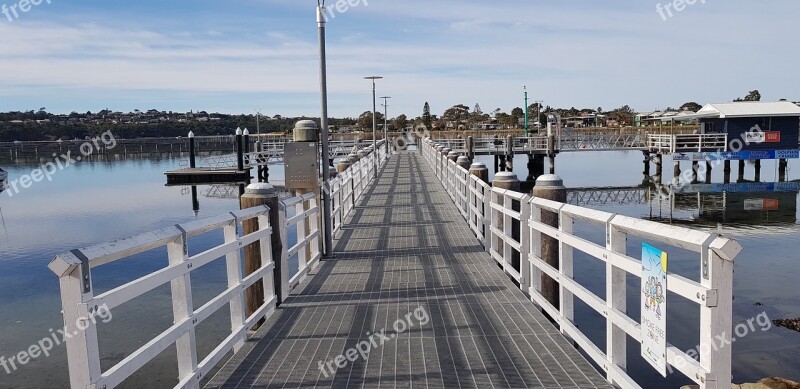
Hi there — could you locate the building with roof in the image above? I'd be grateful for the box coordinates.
[656,101,800,160]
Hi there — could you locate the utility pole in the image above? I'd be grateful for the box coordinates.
[364,76,383,176]
[254,109,262,135]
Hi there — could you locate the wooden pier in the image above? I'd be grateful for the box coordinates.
[206,152,612,389]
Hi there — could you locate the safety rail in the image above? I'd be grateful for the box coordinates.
[422,138,742,389]
[329,142,387,236]
[49,138,391,389]
[647,134,729,153]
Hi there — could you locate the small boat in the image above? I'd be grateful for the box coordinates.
[0,168,7,181]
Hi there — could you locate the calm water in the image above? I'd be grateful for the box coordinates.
[0,150,798,388]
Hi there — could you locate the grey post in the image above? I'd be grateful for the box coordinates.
[466,136,475,161]
[532,174,567,311]
[317,4,333,258]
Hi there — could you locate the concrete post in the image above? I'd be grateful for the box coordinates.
[532,174,567,311]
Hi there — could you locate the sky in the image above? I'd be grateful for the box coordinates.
[0,0,798,119]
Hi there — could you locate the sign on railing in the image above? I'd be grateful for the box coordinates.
[422,138,742,389]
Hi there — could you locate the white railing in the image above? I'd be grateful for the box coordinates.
[329,141,387,236]
[647,134,729,153]
[422,138,742,389]
[50,143,387,389]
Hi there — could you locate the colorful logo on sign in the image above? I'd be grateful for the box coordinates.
[765,131,781,143]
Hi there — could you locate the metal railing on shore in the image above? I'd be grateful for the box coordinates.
[422,138,742,389]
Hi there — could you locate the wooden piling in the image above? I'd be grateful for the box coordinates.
[466,136,475,161]
[493,172,521,277]
[532,174,567,311]
[469,162,489,183]
[724,160,731,183]
[448,151,459,162]
[240,183,283,327]
[705,161,712,183]
[779,159,788,182]
[754,159,761,182]
[643,151,651,176]
[674,160,681,181]
[188,132,196,169]
[457,156,471,170]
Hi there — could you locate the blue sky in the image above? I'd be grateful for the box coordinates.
[0,0,798,118]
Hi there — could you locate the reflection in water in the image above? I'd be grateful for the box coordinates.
[568,179,800,230]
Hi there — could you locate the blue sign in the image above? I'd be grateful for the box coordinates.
[673,150,800,161]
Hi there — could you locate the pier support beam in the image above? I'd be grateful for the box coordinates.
[691,161,699,184]
[724,160,732,184]
[705,161,713,184]
[738,160,746,182]
[654,153,663,177]
[754,160,762,182]
[779,159,788,182]
[532,175,567,314]
[643,151,651,176]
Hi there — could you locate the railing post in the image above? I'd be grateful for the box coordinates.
[559,212,574,331]
[520,197,531,294]
[700,246,734,389]
[277,202,290,300]
[606,222,627,383]
[296,200,308,272]
[223,219,247,353]
[168,228,200,385]
[54,252,102,389]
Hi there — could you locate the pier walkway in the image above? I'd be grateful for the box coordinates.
[207,152,612,388]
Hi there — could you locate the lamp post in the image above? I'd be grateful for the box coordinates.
[254,109,262,136]
[524,86,529,137]
[364,76,383,176]
[381,96,391,156]
[318,1,333,257]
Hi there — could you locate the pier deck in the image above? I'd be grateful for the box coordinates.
[207,152,611,389]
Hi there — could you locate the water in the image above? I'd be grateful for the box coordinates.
[0,149,798,388]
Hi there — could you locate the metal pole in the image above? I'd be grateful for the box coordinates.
[524,86,529,137]
[381,96,391,156]
[318,5,333,257]
[365,76,382,176]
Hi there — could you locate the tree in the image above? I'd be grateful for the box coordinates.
[680,102,702,112]
[422,102,432,130]
[357,111,384,130]
[734,90,761,102]
[511,107,524,116]
[393,114,408,131]
[473,103,482,116]
[443,104,470,122]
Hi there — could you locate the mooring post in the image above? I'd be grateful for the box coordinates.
[643,151,651,176]
[240,183,284,325]
[691,161,699,184]
[494,155,500,173]
[236,128,244,172]
[673,160,681,183]
[705,161,712,183]
[506,135,515,171]
[493,172,521,279]
[470,162,489,183]
[448,151,459,163]
[532,174,567,312]
[779,159,788,182]
[466,136,475,161]
[457,156,471,170]
[547,134,556,174]
[188,131,196,169]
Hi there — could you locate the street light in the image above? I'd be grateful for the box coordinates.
[317,1,333,257]
[524,86,529,137]
[364,76,383,176]
[380,96,391,156]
